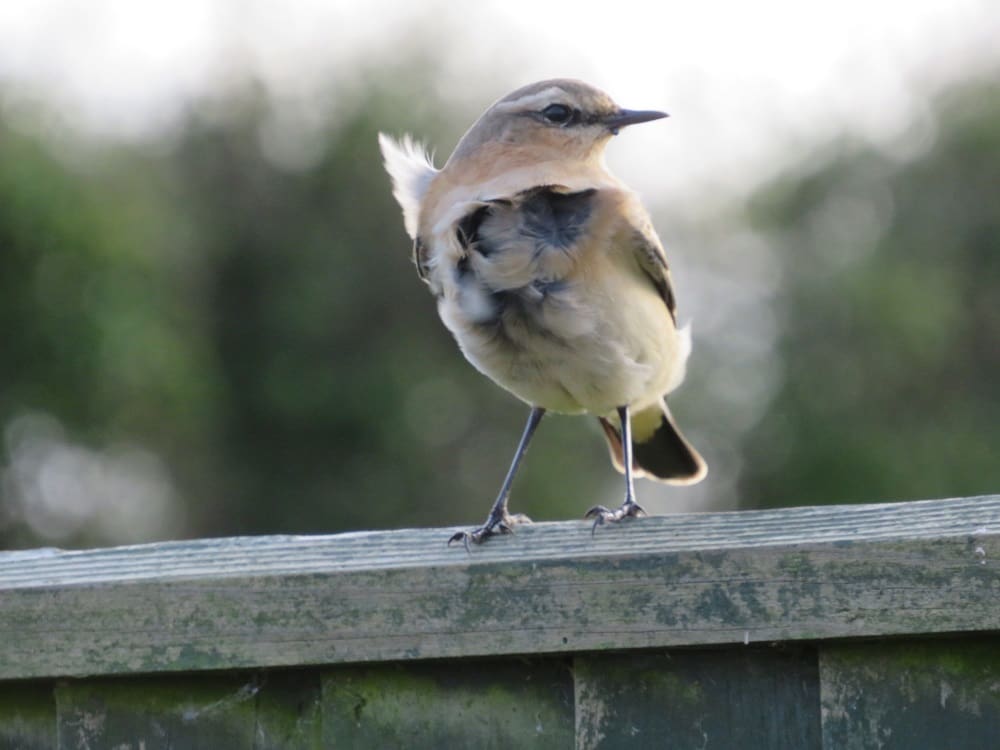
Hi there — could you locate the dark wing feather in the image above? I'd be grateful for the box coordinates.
[518,187,597,251]
[628,218,677,323]
[414,202,494,290]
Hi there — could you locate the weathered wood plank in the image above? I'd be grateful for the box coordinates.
[820,639,1000,750]
[574,647,821,749]
[0,495,997,680]
[321,658,575,748]
[0,681,55,750]
[56,675,259,750]
[253,671,323,749]
[54,671,321,750]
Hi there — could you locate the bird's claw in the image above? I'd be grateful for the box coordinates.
[585,500,646,535]
[447,526,497,552]
[447,512,532,550]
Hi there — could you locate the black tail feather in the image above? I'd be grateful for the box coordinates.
[599,404,706,485]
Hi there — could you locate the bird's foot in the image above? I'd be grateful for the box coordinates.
[585,500,646,535]
[448,512,532,551]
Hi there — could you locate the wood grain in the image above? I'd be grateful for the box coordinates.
[0,495,997,681]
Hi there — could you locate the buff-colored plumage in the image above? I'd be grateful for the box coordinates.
[380,79,706,545]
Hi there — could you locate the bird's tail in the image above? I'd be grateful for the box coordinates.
[598,401,707,484]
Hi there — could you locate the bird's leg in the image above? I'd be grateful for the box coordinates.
[586,404,646,534]
[449,406,546,548]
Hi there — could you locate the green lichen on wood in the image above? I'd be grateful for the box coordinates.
[251,671,322,749]
[821,639,1000,750]
[575,647,822,750]
[0,681,55,750]
[54,669,321,750]
[56,675,259,749]
[321,658,575,749]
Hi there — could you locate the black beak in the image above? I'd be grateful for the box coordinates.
[604,109,669,135]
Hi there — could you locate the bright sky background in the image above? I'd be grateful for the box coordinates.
[1,0,998,204]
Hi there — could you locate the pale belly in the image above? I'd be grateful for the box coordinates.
[438,273,688,416]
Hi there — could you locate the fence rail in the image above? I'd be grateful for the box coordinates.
[1,494,998,748]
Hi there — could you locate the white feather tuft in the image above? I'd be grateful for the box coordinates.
[378,133,437,239]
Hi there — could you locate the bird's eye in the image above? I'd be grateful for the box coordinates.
[541,104,574,125]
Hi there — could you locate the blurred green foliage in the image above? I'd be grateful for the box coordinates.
[0,73,609,548]
[740,76,1000,506]
[0,68,997,549]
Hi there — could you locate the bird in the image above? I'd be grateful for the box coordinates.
[378,78,706,546]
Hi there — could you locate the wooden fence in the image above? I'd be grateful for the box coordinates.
[0,494,998,748]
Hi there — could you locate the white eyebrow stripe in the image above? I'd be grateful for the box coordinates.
[494,87,568,112]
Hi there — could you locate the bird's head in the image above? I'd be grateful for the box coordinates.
[446,79,667,167]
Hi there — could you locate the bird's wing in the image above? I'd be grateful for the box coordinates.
[446,184,677,322]
[624,211,677,323]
